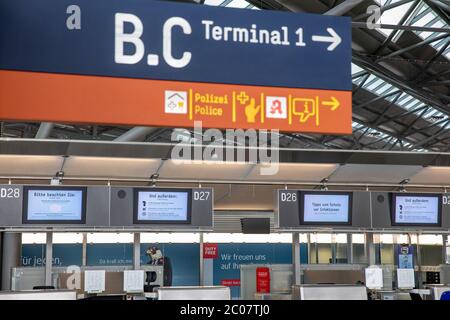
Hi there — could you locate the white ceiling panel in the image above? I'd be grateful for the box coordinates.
[409,167,450,185]
[0,155,63,177]
[63,156,162,179]
[247,163,339,182]
[158,160,253,181]
[328,164,423,183]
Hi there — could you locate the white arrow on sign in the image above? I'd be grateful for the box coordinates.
[312,27,342,51]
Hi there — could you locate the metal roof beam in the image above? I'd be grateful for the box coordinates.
[353,89,402,110]
[369,91,404,127]
[353,53,449,113]
[113,126,159,142]
[351,117,420,146]
[376,105,428,127]
[409,119,450,149]
[428,0,450,12]
[414,40,450,80]
[324,0,365,16]
[353,0,417,21]
[378,33,450,61]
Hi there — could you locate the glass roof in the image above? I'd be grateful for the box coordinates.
[205,0,257,9]
[208,0,449,151]
[374,0,416,37]
[375,0,450,58]
[352,63,449,129]
[410,2,450,59]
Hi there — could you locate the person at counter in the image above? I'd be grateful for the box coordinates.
[146,246,164,265]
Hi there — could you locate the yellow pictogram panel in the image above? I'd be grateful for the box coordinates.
[322,96,340,111]
[232,91,237,123]
[232,91,264,124]
[287,95,341,127]
[260,93,265,124]
[236,91,250,105]
[189,89,193,120]
[292,97,319,125]
[244,98,262,123]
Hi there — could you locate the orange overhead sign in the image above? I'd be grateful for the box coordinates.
[0,70,352,134]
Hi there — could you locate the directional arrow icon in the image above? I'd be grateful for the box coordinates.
[322,96,340,111]
[312,28,342,51]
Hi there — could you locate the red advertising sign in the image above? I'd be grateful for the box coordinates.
[256,267,271,293]
[203,243,218,259]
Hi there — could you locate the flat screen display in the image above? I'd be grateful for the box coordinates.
[391,193,441,226]
[133,188,192,224]
[22,186,87,224]
[300,192,352,225]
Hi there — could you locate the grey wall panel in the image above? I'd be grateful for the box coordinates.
[109,187,134,226]
[279,190,450,231]
[371,192,391,229]
[192,188,214,228]
[442,195,450,229]
[1,232,21,290]
[0,185,23,226]
[110,187,213,229]
[277,190,300,229]
[352,192,372,228]
[85,187,110,227]
[0,185,212,229]
[0,185,109,228]
[277,190,371,230]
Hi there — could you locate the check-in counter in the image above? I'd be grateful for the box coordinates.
[240,264,293,300]
[292,284,368,300]
[425,284,450,300]
[378,290,395,300]
[11,265,163,296]
[301,264,367,285]
[156,286,231,300]
[0,290,77,300]
[439,264,450,284]
[254,293,292,300]
[11,266,134,291]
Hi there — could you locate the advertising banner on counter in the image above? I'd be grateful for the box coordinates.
[22,244,83,267]
[0,0,352,134]
[22,243,200,286]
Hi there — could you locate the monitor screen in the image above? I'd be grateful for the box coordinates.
[22,186,87,224]
[391,193,442,226]
[300,192,352,225]
[133,188,192,224]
